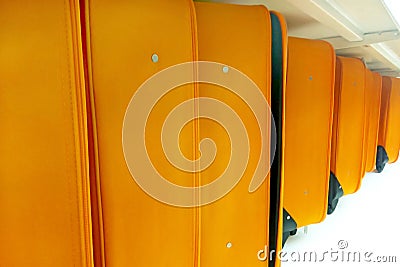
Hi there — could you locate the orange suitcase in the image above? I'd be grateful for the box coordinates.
[195,2,275,266]
[377,77,400,172]
[364,71,382,173]
[329,56,366,212]
[82,0,198,266]
[0,1,93,266]
[283,37,335,240]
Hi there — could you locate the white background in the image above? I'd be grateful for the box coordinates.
[282,156,400,267]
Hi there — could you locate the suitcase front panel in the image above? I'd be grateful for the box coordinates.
[195,2,271,266]
[83,0,198,266]
[284,37,335,227]
[0,0,93,266]
[331,57,366,195]
[383,77,400,163]
[365,72,382,172]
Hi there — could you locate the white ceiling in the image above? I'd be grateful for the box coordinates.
[197,0,400,77]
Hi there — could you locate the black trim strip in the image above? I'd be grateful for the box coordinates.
[269,12,284,267]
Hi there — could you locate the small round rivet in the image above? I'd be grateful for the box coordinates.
[151,53,159,63]
[226,242,232,248]
[222,66,229,73]
[287,215,291,220]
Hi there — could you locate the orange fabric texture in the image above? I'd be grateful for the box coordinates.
[378,77,400,163]
[195,2,272,266]
[82,0,198,266]
[365,72,382,172]
[331,57,365,195]
[6,1,395,265]
[378,78,390,149]
[0,0,93,266]
[361,70,373,176]
[283,37,335,228]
